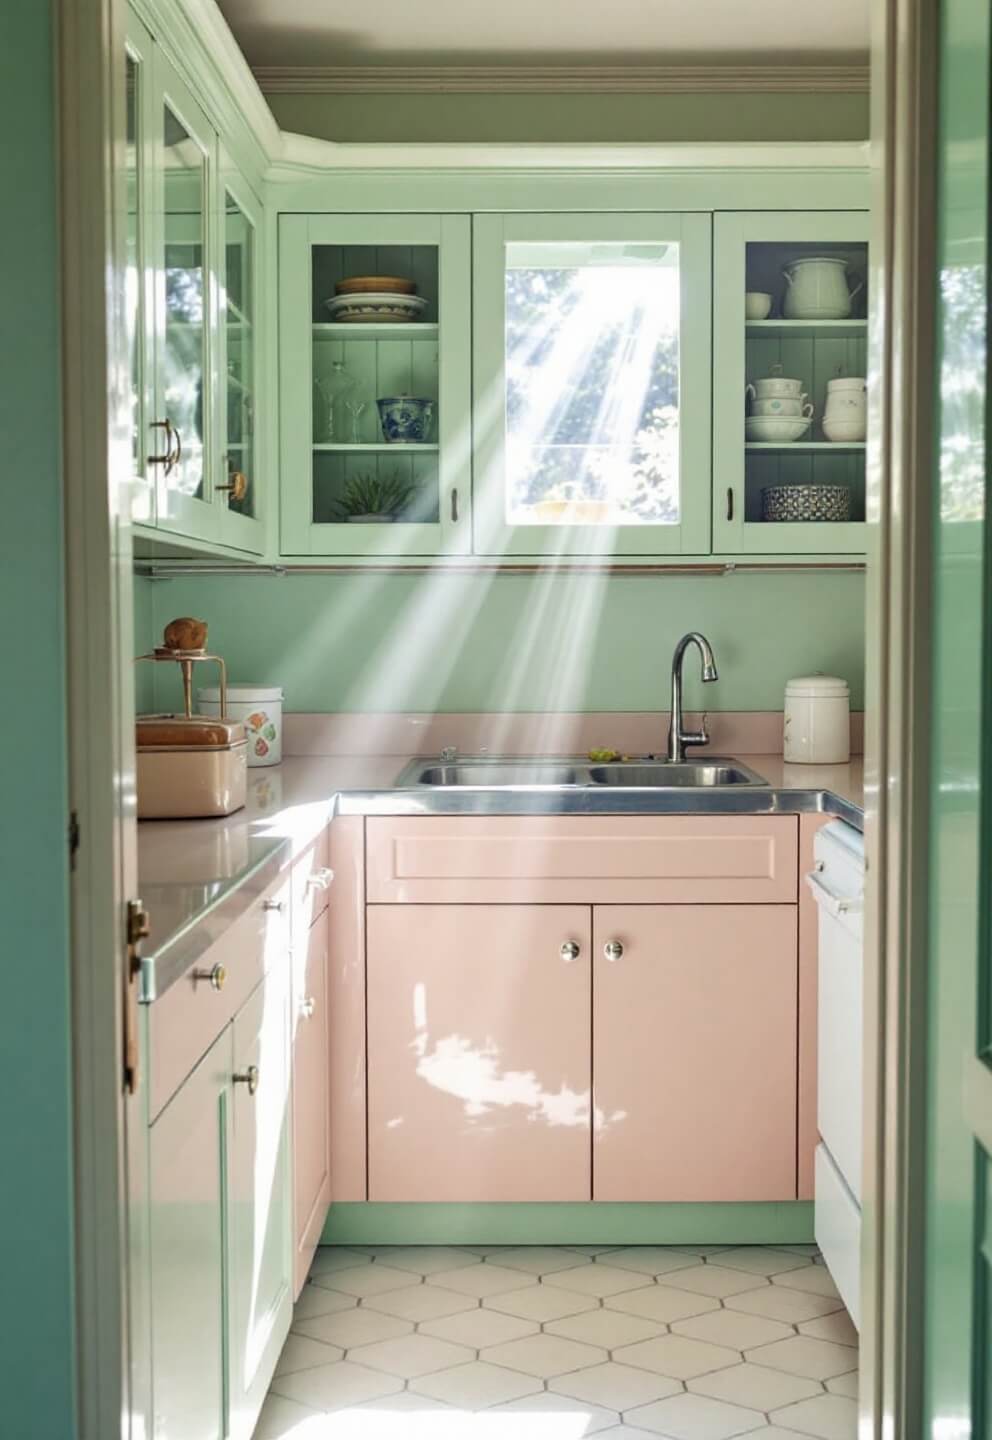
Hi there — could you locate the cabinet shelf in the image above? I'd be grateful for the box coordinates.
[745,441,866,452]
[312,322,439,341]
[745,319,867,338]
[312,442,439,453]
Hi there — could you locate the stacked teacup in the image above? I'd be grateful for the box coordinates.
[745,365,813,443]
[822,377,866,443]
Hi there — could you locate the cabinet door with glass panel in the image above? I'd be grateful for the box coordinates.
[279,214,471,556]
[216,155,264,553]
[125,10,156,526]
[473,213,712,556]
[713,211,869,555]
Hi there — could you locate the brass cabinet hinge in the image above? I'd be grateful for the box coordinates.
[68,811,80,870]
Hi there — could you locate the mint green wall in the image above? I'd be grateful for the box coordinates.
[0,3,77,1435]
[134,574,155,710]
[150,570,865,713]
[267,91,869,145]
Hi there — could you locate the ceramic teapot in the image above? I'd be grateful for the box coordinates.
[782,256,863,320]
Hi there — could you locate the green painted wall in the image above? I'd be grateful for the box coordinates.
[149,570,864,714]
[0,3,77,1435]
[267,90,869,145]
[134,574,156,710]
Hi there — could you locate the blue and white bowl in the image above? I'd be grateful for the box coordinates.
[377,395,435,444]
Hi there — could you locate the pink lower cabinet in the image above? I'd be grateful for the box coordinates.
[291,906,331,1296]
[367,904,592,1201]
[593,905,799,1201]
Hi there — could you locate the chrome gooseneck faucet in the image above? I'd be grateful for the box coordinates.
[667,632,719,762]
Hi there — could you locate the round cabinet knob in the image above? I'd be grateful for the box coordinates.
[306,867,334,893]
[193,962,226,991]
[263,899,285,913]
[560,941,581,962]
[234,1064,260,1096]
[301,996,316,1020]
[604,940,624,962]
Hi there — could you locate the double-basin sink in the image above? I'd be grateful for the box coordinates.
[396,758,770,789]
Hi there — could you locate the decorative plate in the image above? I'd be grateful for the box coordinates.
[324,292,428,324]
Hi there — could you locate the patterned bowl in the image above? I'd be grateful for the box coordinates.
[335,275,416,296]
[324,292,428,324]
[377,395,435,444]
[762,484,851,523]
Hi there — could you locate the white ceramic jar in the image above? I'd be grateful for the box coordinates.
[784,674,851,764]
[198,684,284,766]
[782,257,864,320]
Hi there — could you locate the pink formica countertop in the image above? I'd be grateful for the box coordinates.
[137,751,864,995]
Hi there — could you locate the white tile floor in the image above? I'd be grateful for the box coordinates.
[256,1245,858,1440]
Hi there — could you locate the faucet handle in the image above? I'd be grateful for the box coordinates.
[439,745,457,763]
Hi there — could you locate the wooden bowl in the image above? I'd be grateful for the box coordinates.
[335,275,416,296]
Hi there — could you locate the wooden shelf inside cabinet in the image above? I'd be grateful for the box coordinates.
[745,441,866,452]
[312,443,439,453]
[313,323,439,341]
[745,319,867,338]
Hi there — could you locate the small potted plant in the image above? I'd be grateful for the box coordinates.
[332,470,416,523]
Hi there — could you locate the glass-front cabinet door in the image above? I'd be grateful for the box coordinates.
[472,213,712,556]
[125,11,157,526]
[712,211,869,555]
[216,160,264,552]
[279,214,471,556]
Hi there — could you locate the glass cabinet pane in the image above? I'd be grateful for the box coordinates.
[162,102,207,504]
[504,241,680,527]
[310,243,440,526]
[125,54,143,479]
[223,190,255,519]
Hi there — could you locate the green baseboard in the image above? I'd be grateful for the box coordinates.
[320,1202,814,1247]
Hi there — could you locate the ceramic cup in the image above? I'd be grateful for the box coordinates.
[744,291,773,320]
[747,376,805,400]
[749,396,812,417]
[377,395,435,444]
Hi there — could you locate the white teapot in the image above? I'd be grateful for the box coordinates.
[783,257,863,320]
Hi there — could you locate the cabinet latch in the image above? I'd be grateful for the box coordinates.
[124,899,150,1094]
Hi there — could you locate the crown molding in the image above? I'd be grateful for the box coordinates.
[254,63,869,96]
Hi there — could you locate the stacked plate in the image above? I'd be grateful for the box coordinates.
[325,274,428,324]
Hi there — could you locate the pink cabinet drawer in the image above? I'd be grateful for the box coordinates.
[292,825,333,931]
[367,815,798,904]
[148,876,291,1122]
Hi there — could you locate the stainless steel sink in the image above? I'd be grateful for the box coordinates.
[587,761,767,787]
[396,757,769,789]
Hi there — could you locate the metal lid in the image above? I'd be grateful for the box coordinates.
[197,685,283,702]
[785,674,850,697]
[136,714,247,749]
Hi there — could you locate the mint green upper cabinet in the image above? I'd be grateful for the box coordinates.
[472,212,712,557]
[712,211,869,556]
[125,11,156,526]
[278,214,471,557]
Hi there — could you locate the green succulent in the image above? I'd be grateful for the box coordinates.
[332,470,417,519]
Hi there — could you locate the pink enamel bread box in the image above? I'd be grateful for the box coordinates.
[136,715,247,818]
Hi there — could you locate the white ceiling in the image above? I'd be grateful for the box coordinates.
[217,0,869,69]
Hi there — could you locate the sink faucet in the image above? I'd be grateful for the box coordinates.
[667,632,719,762]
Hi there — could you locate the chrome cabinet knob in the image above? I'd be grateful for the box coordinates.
[306,867,334,893]
[604,940,624,962]
[263,898,285,913]
[193,962,226,991]
[301,996,316,1020]
[233,1064,259,1096]
[560,941,580,962]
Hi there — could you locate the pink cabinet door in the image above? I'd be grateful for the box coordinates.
[367,904,592,1201]
[292,907,331,1297]
[593,904,798,1201]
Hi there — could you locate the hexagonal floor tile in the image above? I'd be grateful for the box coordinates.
[665,1265,771,1299]
[550,1264,655,1298]
[605,1283,721,1324]
[747,1335,860,1381]
[293,1285,359,1322]
[626,1390,765,1439]
[545,1307,668,1351]
[606,1247,700,1277]
[714,1247,816,1277]
[689,1361,823,1410]
[431,1264,539,1297]
[612,1333,741,1380]
[317,1264,416,1298]
[798,1310,859,1347]
[252,1392,322,1439]
[548,1361,683,1411]
[482,1331,607,1378]
[308,1247,372,1275]
[347,1332,475,1378]
[491,1389,620,1434]
[771,1392,859,1439]
[293,1307,413,1351]
[772,1266,841,1298]
[490,1246,593,1275]
[270,1359,404,1411]
[827,1370,860,1399]
[273,1334,344,1377]
[409,1359,542,1408]
[364,1284,478,1323]
[369,1246,482,1275]
[419,1306,538,1348]
[672,1307,794,1350]
[724,1286,843,1324]
[484,1284,600,1323]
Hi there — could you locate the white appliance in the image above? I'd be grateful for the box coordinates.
[808,819,865,1327]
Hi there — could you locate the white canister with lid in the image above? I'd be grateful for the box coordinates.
[784,674,850,763]
[198,684,284,766]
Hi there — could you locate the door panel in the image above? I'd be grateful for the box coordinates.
[593,904,797,1200]
[292,907,331,1296]
[367,904,592,1201]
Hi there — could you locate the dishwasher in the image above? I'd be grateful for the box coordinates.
[807,819,865,1328]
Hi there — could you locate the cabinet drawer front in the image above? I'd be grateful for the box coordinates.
[149,878,290,1121]
[368,816,798,903]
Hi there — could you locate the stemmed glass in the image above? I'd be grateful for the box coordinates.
[344,399,367,445]
[314,361,354,442]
